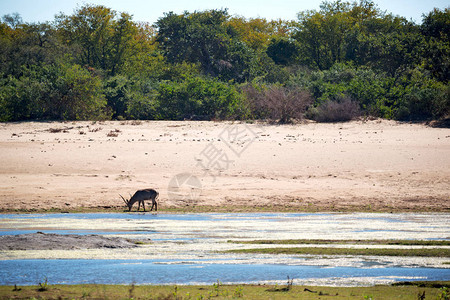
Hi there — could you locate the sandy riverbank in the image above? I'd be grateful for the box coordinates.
[0,120,448,212]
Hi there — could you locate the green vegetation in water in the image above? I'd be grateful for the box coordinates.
[224,247,450,257]
[228,239,450,246]
[0,282,448,299]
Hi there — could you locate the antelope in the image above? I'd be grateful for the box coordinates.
[120,189,158,212]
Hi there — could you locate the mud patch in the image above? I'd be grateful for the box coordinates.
[0,232,146,250]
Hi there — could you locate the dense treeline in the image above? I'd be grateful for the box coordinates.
[0,0,448,122]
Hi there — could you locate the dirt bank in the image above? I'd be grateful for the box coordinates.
[0,120,449,212]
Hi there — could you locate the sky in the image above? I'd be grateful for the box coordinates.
[0,0,448,25]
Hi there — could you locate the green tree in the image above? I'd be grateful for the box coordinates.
[227,17,292,51]
[351,16,423,75]
[0,16,64,77]
[155,9,255,82]
[292,0,425,76]
[266,37,299,65]
[293,0,354,69]
[56,4,137,75]
[50,64,108,120]
[420,8,449,82]
[421,8,450,40]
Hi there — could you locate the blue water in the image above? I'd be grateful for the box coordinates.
[0,259,448,286]
[0,212,328,221]
[1,213,449,285]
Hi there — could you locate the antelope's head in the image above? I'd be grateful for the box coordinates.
[119,194,131,211]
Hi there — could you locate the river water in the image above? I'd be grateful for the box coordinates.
[0,212,449,286]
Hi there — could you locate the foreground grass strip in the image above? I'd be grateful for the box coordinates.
[228,239,450,246]
[226,247,450,257]
[0,282,449,300]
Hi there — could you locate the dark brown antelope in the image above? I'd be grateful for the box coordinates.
[120,189,158,212]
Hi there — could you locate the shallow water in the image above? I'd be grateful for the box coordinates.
[0,259,448,286]
[0,213,449,286]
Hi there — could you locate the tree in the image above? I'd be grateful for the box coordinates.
[0,16,63,77]
[349,14,423,75]
[266,37,299,65]
[421,8,450,40]
[2,13,22,29]
[156,9,229,76]
[420,8,450,82]
[155,9,256,82]
[56,4,137,75]
[293,0,354,69]
[292,0,426,76]
[227,17,292,51]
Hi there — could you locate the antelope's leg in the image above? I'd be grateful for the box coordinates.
[142,201,146,212]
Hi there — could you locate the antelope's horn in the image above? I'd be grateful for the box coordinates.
[119,194,128,205]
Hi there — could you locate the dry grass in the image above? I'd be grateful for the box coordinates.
[48,127,73,133]
[244,85,313,123]
[106,129,121,137]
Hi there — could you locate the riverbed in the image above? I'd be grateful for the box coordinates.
[0,212,449,286]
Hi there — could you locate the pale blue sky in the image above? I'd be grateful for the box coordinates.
[0,0,448,24]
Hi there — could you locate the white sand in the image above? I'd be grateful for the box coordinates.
[0,120,449,211]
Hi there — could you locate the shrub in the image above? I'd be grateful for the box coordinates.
[312,96,361,122]
[288,64,392,118]
[397,81,449,120]
[155,76,245,120]
[53,64,109,120]
[244,85,313,123]
[104,75,131,119]
[126,92,157,120]
[0,64,109,121]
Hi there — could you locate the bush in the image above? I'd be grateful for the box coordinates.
[104,75,131,119]
[311,96,361,122]
[126,92,157,120]
[50,64,109,120]
[397,81,449,120]
[117,78,159,120]
[155,76,245,120]
[0,75,42,121]
[0,64,109,121]
[244,85,313,123]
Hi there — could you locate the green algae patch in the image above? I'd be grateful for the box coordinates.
[228,239,450,246]
[225,247,450,257]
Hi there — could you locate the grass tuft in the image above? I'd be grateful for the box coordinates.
[37,277,49,292]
